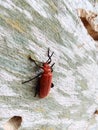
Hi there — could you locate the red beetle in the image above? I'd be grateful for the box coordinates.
[22,48,55,98]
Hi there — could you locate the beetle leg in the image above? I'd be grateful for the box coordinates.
[51,83,54,88]
[22,73,42,84]
[34,78,40,97]
[28,55,42,68]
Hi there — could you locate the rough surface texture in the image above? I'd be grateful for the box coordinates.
[78,8,98,40]
[0,0,98,130]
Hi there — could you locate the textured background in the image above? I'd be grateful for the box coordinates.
[0,0,98,130]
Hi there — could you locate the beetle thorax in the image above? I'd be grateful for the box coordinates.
[43,63,51,73]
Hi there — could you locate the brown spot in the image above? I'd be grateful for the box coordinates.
[3,116,22,130]
[94,110,98,115]
[77,9,98,41]
[80,17,98,40]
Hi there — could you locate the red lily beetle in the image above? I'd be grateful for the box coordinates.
[22,48,55,98]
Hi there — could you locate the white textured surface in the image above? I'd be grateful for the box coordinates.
[0,0,98,129]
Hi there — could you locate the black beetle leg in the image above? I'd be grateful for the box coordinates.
[34,78,40,97]
[51,83,54,88]
[28,56,42,68]
[22,72,42,84]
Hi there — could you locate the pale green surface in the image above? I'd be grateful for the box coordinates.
[0,0,98,130]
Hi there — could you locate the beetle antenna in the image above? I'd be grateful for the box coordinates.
[46,48,54,64]
[51,63,55,72]
[47,52,54,64]
[51,63,55,68]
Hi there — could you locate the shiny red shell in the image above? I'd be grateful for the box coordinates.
[39,63,52,98]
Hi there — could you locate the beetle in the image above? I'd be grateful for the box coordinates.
[22,48,55,98]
